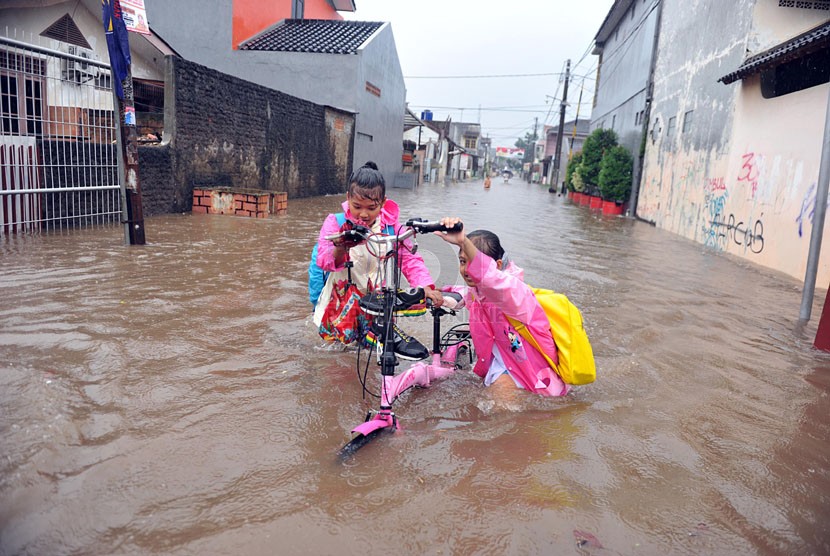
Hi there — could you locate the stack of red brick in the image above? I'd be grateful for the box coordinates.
[192,188,287,218]
[270,192,288,215]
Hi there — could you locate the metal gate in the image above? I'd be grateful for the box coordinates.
[1,36,121,234]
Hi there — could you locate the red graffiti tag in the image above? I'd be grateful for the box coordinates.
[706,177,726,192]
[737,152,759,197]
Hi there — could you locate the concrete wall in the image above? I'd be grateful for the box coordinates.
[638,0,830,284]
[139,56,354,213]
[144,0,404,186]
[354,25,406,178]
[591,0,659,154]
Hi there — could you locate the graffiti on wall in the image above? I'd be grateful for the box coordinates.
[700,174,765,254]
[796,181,825,238]
[702,184,728,248]
[710,212,765,254]
[737,152,761,198]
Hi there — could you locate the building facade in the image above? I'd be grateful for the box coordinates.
[615,0,830,285]
[145,0,406,179]
[590,0,661,155]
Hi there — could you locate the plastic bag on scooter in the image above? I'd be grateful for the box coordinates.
[318,278,371,344]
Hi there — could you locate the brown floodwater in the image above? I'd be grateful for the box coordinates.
[1,180,829,555]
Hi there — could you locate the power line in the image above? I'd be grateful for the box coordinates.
[404,72,595,80]
[407,104,559,114]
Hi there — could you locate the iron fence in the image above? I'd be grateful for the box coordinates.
[0,35,122,234]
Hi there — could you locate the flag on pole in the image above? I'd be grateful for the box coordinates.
[102,0,131,99]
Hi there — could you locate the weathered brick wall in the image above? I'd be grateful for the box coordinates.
[168,56,354,212]
[138,144,175,216]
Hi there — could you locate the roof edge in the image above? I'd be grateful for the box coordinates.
[719,20,830,84]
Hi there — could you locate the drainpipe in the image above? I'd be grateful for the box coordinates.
[799,85,830,322]
[630,0,664,217]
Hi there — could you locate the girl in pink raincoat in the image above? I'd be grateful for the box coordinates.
[313,162,443,354]
[434,217,569,396]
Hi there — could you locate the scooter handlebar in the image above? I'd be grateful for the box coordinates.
[405,219,463,234]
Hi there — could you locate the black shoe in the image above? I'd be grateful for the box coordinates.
[359,288,426,316]
[366,322,429,361]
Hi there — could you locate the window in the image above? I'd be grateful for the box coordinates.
[666,116,676,139]
[24,79,43,135]
[760,47,829,98]
[682,110,694,133]
[631,3,636,18]
[611,114,616,130]
[292,0,304,18]
[1,75,20,134]
[464,136,477,149]
[1,73,45,136]
[94,72,112,90]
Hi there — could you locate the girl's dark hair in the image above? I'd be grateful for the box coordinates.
[468,229,505,261]
[348,161,385,202]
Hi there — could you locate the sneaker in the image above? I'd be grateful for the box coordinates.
[365,322,429,361]
[359,288,426,317]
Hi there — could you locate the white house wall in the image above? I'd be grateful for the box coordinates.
[1,2,164,111]
[638,0,830,285]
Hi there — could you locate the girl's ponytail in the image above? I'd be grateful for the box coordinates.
[348,161,385,202]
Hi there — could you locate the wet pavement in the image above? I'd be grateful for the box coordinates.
[1,178,830,555]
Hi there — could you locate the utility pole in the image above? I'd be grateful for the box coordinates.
[549,58,570,193]
[527,117,538,183]
[103,0,145,245]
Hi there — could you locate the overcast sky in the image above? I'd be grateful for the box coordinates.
[344,1,615,149]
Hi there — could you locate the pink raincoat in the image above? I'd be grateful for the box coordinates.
[315,198,434,287]
[445,251,569,396]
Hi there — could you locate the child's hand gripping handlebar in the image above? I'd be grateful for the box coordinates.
[325,222,371,247]
[404,219,464,234]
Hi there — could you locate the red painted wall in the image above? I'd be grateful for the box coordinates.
[232,0,344,48]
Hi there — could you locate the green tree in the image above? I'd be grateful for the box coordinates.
[579,128,618,192]
[598,145,633,203]
[565,151,583,192]
[515,131,537,165]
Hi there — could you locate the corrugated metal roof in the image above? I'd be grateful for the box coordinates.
[594,0,637,45]
[239,19,383,54]
[719,20,830,84]
[404,107,422,129]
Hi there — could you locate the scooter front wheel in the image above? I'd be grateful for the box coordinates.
[337,429,389,459]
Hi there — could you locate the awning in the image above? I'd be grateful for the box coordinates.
[719,20,830,84]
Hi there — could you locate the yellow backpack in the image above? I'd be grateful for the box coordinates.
[507,287,596,385]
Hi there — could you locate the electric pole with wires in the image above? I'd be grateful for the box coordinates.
[549,59,570,193]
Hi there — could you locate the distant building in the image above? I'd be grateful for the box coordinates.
[542,118,591,186]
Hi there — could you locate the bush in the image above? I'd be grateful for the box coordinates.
[565,151,583,191]
[598,145,633,203]
[579,128,618,188]
[572,167,585,192]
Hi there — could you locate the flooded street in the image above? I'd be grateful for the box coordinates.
[2,180,830,555]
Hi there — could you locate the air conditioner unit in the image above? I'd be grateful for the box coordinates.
[64,46,99,82]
